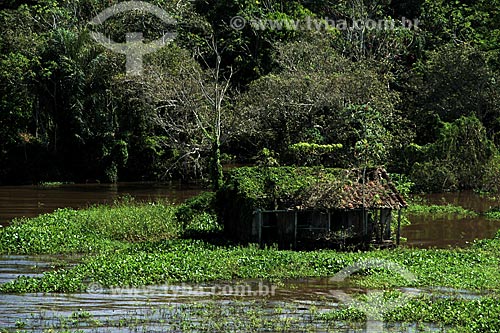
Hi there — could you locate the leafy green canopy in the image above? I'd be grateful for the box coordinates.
[222,166,346,207]
[0,0,499,189]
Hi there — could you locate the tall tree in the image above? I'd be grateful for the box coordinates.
[407,43,500,144]
[237,39,411,168]
[147,39,234,189]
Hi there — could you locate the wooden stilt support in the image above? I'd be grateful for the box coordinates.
[294,211,298,249]
[327,211,331,231]
[257,209,262,247]
[397,209,401,246]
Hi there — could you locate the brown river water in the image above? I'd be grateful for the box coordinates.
[403,191,500,248]
[0,185,499,332]
[0,182,202,226]
[1,184,499,248]
[0,255,475,332]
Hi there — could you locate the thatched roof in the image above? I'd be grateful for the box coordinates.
[222,166,407,211]
[297,168,407,210]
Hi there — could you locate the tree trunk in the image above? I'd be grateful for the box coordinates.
[211,140,223,191]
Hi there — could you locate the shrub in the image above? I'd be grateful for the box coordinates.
[389,173,414,197]
[410,116,496,192]
[175,192,221,234]
[410,161,458,193]
[485,207,500,220]
[481,154,500,193]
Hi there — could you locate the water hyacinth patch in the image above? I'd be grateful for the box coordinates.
[0,203,178,254]
[0,194,499,332]
[1,238,499,293]
[406,203,478,218]
[0,193,220,255]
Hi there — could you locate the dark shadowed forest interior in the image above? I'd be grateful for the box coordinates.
[1,0,499,194]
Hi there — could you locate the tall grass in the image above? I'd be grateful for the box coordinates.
[0,192,221,255]
[0,201,179,254]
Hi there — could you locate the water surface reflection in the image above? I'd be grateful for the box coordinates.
[0,182,202,226]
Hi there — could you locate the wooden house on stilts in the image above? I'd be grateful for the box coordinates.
[218,166,407,249]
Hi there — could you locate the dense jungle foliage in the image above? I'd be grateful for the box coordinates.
[1,0,499,192]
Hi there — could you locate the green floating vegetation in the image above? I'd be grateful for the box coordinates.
[0,301,342,332]
[0,193,499,332]
[406,203,478,218]
[485,207,500,220]
[0,193,219,255]
[1,237,499,293]
[3,294,499,332]
[320,294,500,333]
[38,181,75,187]
[385,295,500,332]
[1,192,499,308]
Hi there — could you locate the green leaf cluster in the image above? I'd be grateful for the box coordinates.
[221,166,346,209]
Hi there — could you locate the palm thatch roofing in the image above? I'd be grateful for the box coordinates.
[222,166,407,211]
[298,168,407,210]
